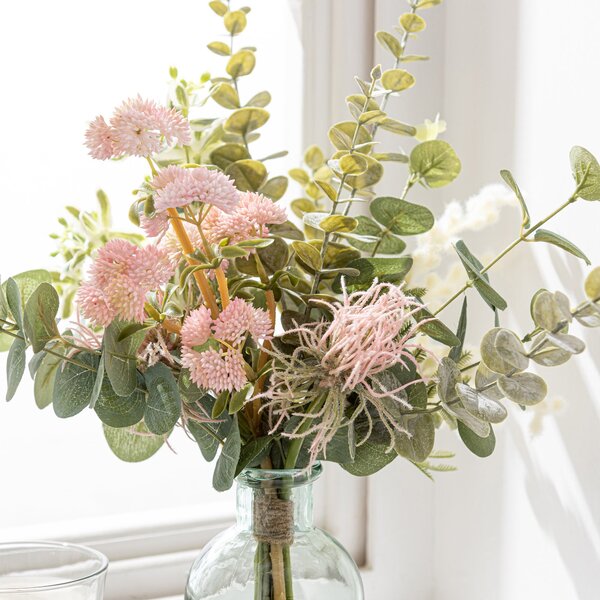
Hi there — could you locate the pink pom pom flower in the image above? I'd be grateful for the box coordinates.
[78,239,174,326]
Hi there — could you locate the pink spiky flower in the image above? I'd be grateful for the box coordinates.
[203,191,287,244]
[151,165,239,213]
[260,281,429,465]
[78,239,174,326]
[181,347,248,393]
[181,306,213,348]
[84,96,191,159]
[213,297,273,345]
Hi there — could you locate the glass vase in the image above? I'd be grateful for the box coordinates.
[0,542,108,599]
[185,463,364,600]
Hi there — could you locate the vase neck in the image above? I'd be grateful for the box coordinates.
[235,465,321,536]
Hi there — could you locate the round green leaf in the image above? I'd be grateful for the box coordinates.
[455,383,508,424]
[339,153,368,175]
[94,374,146,428]
[223,108,270,136]
[584,266,600,300]
[226,50,256,78]
[381,69,415,92]
[320,215,358,234]
[410,140,461,188]
[224,159,267,192]
[474,364,504,401]
[260,176,288,201]
[332,257,413,292]
[224,10,247,35]
[211,83,240,109]
[570,146,600,201]
[531,290,569,331]
[394,414,435,463]
[498,372,547,406]
[458,421,496,458]
[399,13,426,32]
[291,241,322,271]
[53,353,99,418]
[144,363,181,435]
[345,155,384,190]
[370,196,434,235]
[103,422,165,463]
[436,357,461,403]
[207,41,231,56]
[304,145,325,170]
[210,143,250,170]
[480,327,529,374]
[23,282,60,353]
[34,350,63,409]
[376,31,402,59]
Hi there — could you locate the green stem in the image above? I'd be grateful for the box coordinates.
[433,193,579,316]
[284,394,326,469]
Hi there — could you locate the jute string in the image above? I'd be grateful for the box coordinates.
[253,492,295,546]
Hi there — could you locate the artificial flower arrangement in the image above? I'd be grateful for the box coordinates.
[2,0,600,598]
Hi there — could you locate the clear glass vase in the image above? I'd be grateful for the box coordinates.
[0,542,108,599]
[185,463,364,600]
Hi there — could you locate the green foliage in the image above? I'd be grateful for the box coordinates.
[409,140,461,188]
[570,146,600,200]
[341,440,396,476]
[458,421,496,458]
[103,321,146,397]
[53,353,100,417]
[144,363,181,435]
[34,350,64,409]
[104,422,165,463]
[213,416,241,491]
[6,337,27,401]
[370,196,434,235]
[533,229,591,265]
[23,283,60,353]
[94,373,146,427]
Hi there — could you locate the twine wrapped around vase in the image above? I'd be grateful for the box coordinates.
[253,492,295,546]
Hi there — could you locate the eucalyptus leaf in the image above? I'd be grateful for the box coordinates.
[260,176,288,201]
[448,297,467,363]
[223,108,269,136]
[235,436,273,476]
[381,69,415,92]
[341,440,395,476]
[23,283,59,353]
[570,146,600,201]
[534,229,591,265]
[584,267,600,300]
[414,307,460,347]
[213,416,241,492]
[409,140,461,188]
[575,302,600,328]
[498,372,547,406]
[224,10,247,35]
[144,363,181,435]
[104,321,146,397]
[394,414,434,463]
[225,159,267,192]
[455,383,507,424]
[292,241,322,272]
[211,83,240,109]
[6,337,27,401]
[458,421,495,458]
[226,50,255,78]
[332,257,413,292]
[304,145,325,169]
[481,327,529,374]
[545,332,585,354]
[474,364,504,401]
[375,31,402,59]
[370,196,434,235]
[34,350,63,409]
[53,353,99,417]
[104,422,165,462]
[531,290,570,331]
[436,357,461,403]
[6,278,24,332]
[94,373,146,427]
[207,41,231,56]
[444,402,491,438]
[500,169,530,228]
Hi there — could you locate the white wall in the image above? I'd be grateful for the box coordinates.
[373,1,600,598]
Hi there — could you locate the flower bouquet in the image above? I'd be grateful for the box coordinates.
[2,0,600,598]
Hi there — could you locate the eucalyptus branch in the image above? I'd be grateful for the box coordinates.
[433,191,581,316]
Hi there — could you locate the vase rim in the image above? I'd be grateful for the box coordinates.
[0,541,108,593]
[237,461,322,488]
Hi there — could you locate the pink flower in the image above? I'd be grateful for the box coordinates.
[181,307,213,348]
[84,116,116,160]
[212,297,273,345]
[182,347,247,393]
[77,283,114,327]
[78,239,174,326]
[203,192,287,244]
[140,211,170,238]
[151,166,239,213]
[84,96,191,160]
[260,282,429,465]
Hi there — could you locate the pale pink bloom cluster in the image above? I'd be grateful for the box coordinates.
[84,96,191,160]
[261,282,428,464]
[151,165,239,213]
[180,298,273,393]
[203,192,287,244]
[78,239,174,327]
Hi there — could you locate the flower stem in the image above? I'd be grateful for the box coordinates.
[433,193,579,316]
[284,394,326,469]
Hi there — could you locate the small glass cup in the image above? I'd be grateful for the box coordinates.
[0,542,108,599]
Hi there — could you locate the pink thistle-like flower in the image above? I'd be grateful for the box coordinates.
[181,307,213,348]
[259,281,429,466]
[182,347,247,393]
[203,192,287,244]
[78,239,174,326]
[84,116,116,160]
[151,166,239,213]
[212,297,273,345]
